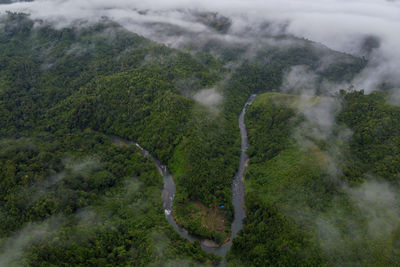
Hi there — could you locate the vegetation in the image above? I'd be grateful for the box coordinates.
[0,11,380,266]
[337,90,400,185]
[0,13,225,264]
[0,129,220,266]
[228,92,400,266]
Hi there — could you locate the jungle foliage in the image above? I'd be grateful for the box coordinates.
[228,92,400,266]
[0,11,372,265]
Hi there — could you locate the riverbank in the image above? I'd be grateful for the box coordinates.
[110,94,257,257]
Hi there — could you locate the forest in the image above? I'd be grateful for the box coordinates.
[228,92,400,266]
[1,10,398,266]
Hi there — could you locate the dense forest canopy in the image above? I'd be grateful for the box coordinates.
[0,3,399,266]
[228,92,400,266]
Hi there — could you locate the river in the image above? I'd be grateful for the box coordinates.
[112,94,257,258]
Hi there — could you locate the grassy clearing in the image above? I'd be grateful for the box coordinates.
[174,200,230,244]
[192,201,227,234]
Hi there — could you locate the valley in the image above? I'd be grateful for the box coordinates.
[0,3,400,266]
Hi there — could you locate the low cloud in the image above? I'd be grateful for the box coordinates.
[39,157,100,190]
[345,180,400,239]
[281,66,318,96]
[315,179,400,261]
[0,216,63,266]
[297,97,341,140]
[0,0,399,95]
[193,88,223,107]
[292,95,348,178]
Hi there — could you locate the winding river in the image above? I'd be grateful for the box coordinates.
[112,94,257,257]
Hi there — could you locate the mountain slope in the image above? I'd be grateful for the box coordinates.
[228,92,400,266]
[0,11,380,266]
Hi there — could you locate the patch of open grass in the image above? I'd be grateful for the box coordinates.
[174,200,230,244]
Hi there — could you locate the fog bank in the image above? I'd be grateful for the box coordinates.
[1,0,399,94]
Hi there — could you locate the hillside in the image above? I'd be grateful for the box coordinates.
[228,92,400,266]
[1,10,397,266]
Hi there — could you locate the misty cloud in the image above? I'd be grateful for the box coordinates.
[150,231,170,258]
[298,97,341,140]
[281,66,318,96]
[1,0,399,95]
[291,95,343,151]
[193,88,223,107]
[291,95,351,178]
[315,179,400,261]
[0,216,63,266]
[40,157,100,190]
[345,180,400,239]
